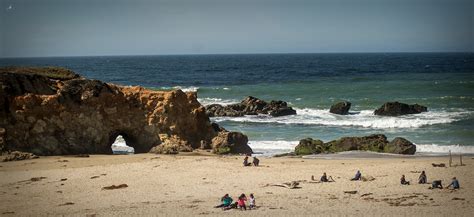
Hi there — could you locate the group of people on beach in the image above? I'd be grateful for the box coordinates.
[216,157,461,212]
[214,193,256,211]
[312,169,461,190]
[401,171,460,189]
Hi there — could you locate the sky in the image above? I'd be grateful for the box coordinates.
[0,0,472,57]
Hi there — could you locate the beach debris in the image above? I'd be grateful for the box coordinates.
[361,193,373,197]
[452,197,465,201]
[344,191,358,194]
[2,211,15,215]
[431,163,446,167]
[75,154,90,158]
[90,176,100,179]
[102,184,128,190]
[30,177,47,182]
[263,181,301,189]
[59,202,75,206]
[361,176,375,182]
[60,178,67,181]
[1,151,38,162]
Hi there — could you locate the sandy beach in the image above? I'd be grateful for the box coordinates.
[0,153,473,216]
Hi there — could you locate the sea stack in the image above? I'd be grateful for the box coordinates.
[329,101,351,115]
[374,101,427,116]
[205,96,296,117]
[0,67,252,156]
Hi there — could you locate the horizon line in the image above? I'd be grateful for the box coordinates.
[1,51,473,59]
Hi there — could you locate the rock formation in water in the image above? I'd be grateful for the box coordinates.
[205,96,296,117]
[329,101,351,115]
[0,67,252,156]
[374,102,427,116]
[294,134,416,155]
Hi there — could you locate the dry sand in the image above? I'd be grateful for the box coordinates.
[0,153,473,216]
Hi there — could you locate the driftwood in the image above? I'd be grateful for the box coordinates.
[344,191,358,194]
[432,163,446,167]
[263,181,301,189]
[102,184,128,190]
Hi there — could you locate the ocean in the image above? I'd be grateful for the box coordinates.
[1,53,473,155]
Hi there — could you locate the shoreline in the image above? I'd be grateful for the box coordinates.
[1,153,473,216]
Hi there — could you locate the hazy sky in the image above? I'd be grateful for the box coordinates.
[0,0,472,57]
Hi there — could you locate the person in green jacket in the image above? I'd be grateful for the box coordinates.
[214,194,233,208]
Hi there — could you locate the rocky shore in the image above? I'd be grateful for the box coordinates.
[0,67,252,156]
[295,134,416,155]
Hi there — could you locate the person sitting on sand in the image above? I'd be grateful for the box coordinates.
[215,194,233,208]
[321,172,335,182]
[243,156,251,167]
[418,171,427,184]
[252,157,260,166]
[351,170,362,181]
[237,193,247,210]
[249,193,256,209]
[446,177,460,189]
[400,175,410,185]
[430,180,443,189]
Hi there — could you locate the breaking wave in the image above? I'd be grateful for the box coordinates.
[211,108,471,129]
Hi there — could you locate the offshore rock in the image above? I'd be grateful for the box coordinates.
[295,134,416,155]
[0,67,252,155]
[374,102,427,116]
[211,131,252,155]
[205,96,296,117]
[329,101,351,115]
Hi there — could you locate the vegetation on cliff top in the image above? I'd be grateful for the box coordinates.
[0,66,80,80]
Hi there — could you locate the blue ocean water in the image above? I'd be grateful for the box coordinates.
[1,53,474,155]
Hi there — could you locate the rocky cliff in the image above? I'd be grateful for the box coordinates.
[0,67,252,155]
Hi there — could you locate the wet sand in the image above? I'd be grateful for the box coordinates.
[0,153,473,216]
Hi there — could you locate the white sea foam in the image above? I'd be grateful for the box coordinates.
[416,144,474,154]
[111,135,134,153]
[211,108,472,129]
[248,140,298,156]
[198,97,240,106]
[171,86,200,92]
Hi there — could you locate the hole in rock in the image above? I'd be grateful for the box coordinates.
[111,135,135,154]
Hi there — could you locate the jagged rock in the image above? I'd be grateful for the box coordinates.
[211,131,252,155]
[385,137,417,154]
[149,135,193,154]
[326,134,388,152]
[329,101,351,115]
[374,102,427,116]
[1,151,39,162]
[205,96,296,117]
[294,134,416,155]
[294,138,324,155]
[0,67,252,155]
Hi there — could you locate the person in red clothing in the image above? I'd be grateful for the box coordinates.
[237,193,247,210]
